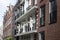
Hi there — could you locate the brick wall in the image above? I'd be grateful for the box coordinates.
[37,0,60,40]
[3,5,13,40]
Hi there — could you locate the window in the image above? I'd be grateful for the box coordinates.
[49,0,57,24]
[25,25,28,32]
[25,23,31,32]
[39,32,45,40]
[26,0,31,11]
[29,0,31,5]
[28,23,31,31]
[14,29,17,35]
[33,0,37,6]
[40,5,45,26]
[34,34,37,40]
[20,28,23,33]
[16,36,19,40]
[21,6,24,14]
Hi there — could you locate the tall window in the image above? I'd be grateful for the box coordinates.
[49,0,57,24]
[39,32,45,40]
[29,0,31,5]
[20,5,24,15]
[40,5,45,26]
[33,0,37,6]
[26,0,31,11]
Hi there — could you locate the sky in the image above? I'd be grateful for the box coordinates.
[0,0,17,35]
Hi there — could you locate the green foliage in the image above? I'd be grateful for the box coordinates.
[8,37,12,40]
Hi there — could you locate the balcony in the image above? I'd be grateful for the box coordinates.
[15,24,37,36]
[15,17,37,36]
[15,30,37,36]
[15,5,37,22]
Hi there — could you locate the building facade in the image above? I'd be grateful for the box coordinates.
[0,25,3,40]
[37,0,60,40]
[12,0,38,40]
[13,0,60,40]
[3,0,60,40]
[3,5,13,40]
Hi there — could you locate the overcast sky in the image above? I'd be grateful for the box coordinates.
[0,0,17,35]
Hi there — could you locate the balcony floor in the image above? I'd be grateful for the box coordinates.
[15,30,37,36]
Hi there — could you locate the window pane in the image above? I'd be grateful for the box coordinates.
[40,6,45,26]
[33,0,37,6]
[50,0,57,24]
[39,32,45,40]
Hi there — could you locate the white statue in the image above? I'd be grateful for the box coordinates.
[30,17,33,30]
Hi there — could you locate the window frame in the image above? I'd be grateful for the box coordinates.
[49,0,57,24]
[39,31,45,40]
[33,0,37,6]
[40,5,45,27]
